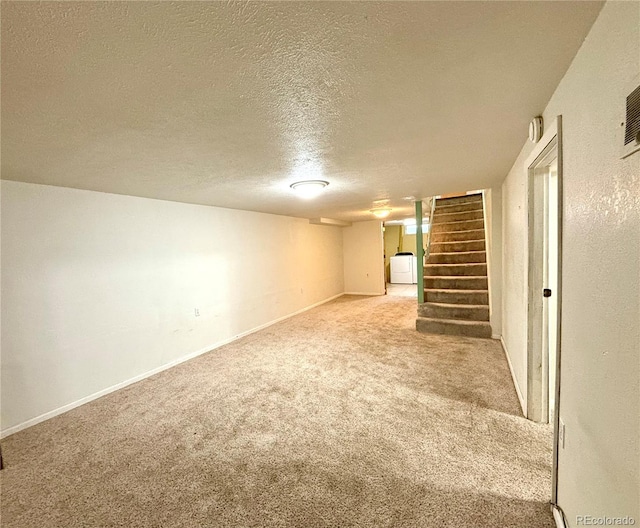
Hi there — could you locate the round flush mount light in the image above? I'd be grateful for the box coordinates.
[290,180,329,199]
[370,208,392,219]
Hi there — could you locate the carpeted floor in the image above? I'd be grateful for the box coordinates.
[0,294,554,527]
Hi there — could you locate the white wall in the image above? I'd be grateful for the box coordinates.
[343,220,385,295]
[502,150,530,410]
[1,181,345,434]
[483,187,503,339]
[501,1,639,523]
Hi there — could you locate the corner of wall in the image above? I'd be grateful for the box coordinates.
[484,187,503,338]
[499,336,526,417]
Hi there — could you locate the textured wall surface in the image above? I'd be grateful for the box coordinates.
[502,1,639,522]
[343,221,385,295]
[0,181,344,433]
[1,1,602,221]
[501,143,532,407]
[484,187,503,339]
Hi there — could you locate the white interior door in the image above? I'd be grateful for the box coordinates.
[527,135,561,425]
[541,160,559,423]
[545,162,559,423]
[526,116,563,506]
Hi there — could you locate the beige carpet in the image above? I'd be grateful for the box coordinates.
[0,294,554,527]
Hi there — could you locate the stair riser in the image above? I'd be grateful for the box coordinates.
[425,264,487,276]
[418,303,489,321]
[424,277,488,290]
[430,240,485,253]
[431,229,486,243]
[434,201,484,214]
[427,252,486,264]
[425,290,489,304]
[432,209,484,222]
[416,318,492,339]
[431,219,484,233]
[436,194,483,206]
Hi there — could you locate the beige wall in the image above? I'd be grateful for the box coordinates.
[501,1,639,522]
[343,220,385,295]
[383,225,401,282]
[382,225,421,282]
[1,181,345,435]
[400,231,417,256]
[483,188,503,339]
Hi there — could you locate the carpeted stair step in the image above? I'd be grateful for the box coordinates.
[416,316,492,338]
[436,194,482,206]
[432,209,484,223]
[431,219,484,233]
[424,289,489,305]
[424,263,487,276]
[418,191,491,339]
[431,229,486,243]
[424,276,488,290]
[433,201,485,214]
[427,251,486,264]
[418,302,489,321]
[430,239,485,253]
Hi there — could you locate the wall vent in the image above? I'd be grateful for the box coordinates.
[622,79,640,159]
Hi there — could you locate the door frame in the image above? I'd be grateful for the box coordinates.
[525,116,563,503]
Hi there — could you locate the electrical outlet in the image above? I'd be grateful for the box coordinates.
[558,418,565,449]
[194,308,200,317]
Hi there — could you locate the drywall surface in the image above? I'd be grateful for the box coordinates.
[484,187,503,338]
[501,139,533,408]
[343,221,385,295]
[383,225,402,283]
[400,230,417,256]
[0,181,345,433]
[501,1,639,522]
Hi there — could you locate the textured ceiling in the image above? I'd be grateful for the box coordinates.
[1,1,602,222]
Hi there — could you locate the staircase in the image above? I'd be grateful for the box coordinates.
[416,193,492,338]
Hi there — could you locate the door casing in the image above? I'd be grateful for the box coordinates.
[525,116,563,504]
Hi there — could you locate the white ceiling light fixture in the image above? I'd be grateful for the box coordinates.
[370,207,392,218]
[290,180,329,199]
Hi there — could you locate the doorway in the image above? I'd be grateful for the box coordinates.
[526,121,561,424]
[525,116,563,504]
[383,222,419,298]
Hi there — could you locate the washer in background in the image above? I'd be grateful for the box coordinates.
[390,253,415,284]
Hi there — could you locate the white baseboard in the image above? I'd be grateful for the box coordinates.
[552,505,567,528]
[500,336,526,417]
[491,333,501,340]
[343,291,385,296]
[0,292,344,439]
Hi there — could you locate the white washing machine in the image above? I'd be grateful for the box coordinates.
[390,254,417,284]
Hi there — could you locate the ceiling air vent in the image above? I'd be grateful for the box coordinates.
[621,79,640,159]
